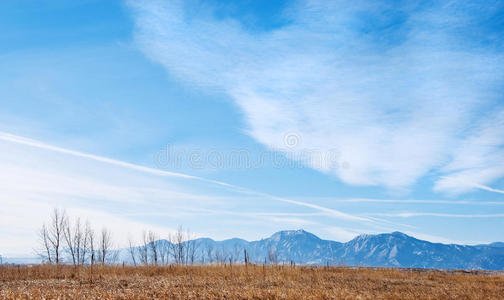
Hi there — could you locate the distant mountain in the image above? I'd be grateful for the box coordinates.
[333,232,504,270]
[119,230,504,270]
[485,242,504,248]
[8,230,502,270]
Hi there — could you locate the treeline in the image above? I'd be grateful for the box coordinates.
[128,231,280,266]
[127,228,198,266]
[37,209,115,266]
[37,208,274,267]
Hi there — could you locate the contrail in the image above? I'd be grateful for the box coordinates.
[0,132,198,179]
[472,183,504,195]
[365,212,504,218]
[323,198,504,205]
[0,131,373,223]
[439,176,504,195]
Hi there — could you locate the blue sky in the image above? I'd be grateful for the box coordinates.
[1,0,503,256]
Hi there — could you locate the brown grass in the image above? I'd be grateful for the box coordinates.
[1,264,503,299]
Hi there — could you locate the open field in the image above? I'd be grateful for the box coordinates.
[0,265,503,299]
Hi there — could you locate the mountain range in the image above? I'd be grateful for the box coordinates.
[121,230,504,270]
[4,230,503,270]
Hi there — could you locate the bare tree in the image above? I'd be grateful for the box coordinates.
[230,243,242,265]
[147,230,159,265]
[52,209,68,264]
[73,219,84,266]
[205,243,214,264]
[244,248,249,266]
[184,229,198,265]
[213,248,221,264]
[187,242,197,265]
[139,231,149,265]
[79,221,91,265]
[214,247,228,264]
[86,224,96,265]
[37,209,101,266]
[268,247,278,265]
[37,208,68,264]
[200,249,206,264]
[127,235,137,266]
[169,226,185,265]
[37,224,52,263]
[97,227,114,265]
[158,238,170,265]
[63,217,84,266]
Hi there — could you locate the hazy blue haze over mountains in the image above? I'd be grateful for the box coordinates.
[129,230,504,270]
[5,230,502,270]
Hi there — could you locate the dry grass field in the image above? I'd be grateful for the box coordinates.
[1,264,503,299]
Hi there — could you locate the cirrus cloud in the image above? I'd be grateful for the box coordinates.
[127,0,504,193]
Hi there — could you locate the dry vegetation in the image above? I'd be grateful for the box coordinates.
[1,264,503,299]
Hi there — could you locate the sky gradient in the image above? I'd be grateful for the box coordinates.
[1,0,503,256]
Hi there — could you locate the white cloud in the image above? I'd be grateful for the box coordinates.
[434,111,504,194]
[127,0,504,193]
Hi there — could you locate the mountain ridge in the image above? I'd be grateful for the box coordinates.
[4,230,503,270]
[119,230,504,270]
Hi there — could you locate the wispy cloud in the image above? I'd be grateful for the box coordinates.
[0,131,372,222]
[364,212,504,218]
[434,110,504,194]
[3,131,492,253]
[472,184,504,195]
[319,198,504,205]
[0,131,222,184]
[436,176,504,195]
[128,0,504,194]
[1,131,389,254]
